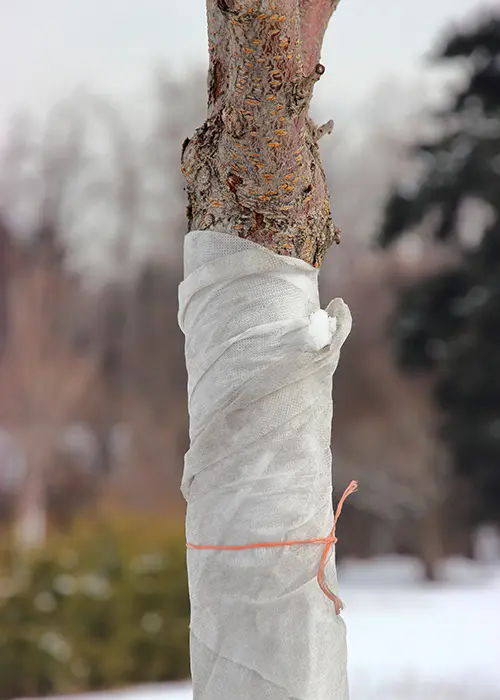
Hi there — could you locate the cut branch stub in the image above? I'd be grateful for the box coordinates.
[316,119,334,140]
[182,0,342,267]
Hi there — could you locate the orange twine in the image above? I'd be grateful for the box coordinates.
[187,480,358,615]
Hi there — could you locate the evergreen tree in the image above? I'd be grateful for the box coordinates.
[378,15,500,522]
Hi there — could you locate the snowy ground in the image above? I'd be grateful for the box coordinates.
[19,557,500,700]
[342,556,500,699]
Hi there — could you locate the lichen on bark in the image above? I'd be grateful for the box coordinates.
[182,0,341,267]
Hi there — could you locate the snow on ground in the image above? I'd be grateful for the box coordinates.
[20,557,500,700]
[342,556,500,699]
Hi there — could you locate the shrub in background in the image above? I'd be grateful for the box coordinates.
[0,513,190,699]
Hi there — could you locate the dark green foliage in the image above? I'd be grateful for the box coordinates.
[378,15,500,521]
[0,516,190,699]
[392,268,469,371]
[379,16,500,249]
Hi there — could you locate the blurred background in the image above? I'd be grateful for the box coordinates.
[0,1,500,699]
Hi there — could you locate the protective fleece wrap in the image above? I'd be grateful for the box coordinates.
[178,230,352,700]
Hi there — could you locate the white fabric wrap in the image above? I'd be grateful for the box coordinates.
[178,230,352,700]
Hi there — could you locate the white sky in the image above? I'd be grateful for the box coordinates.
[0,0,497,137]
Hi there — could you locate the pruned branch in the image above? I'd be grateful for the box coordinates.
[316,118,334,140]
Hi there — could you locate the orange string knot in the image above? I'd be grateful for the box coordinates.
[187,480,358,616]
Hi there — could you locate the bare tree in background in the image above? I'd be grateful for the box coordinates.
[146,70,206,260]
[331,242,453,578]
[0,82,195,519]
[0,230,95,548]
[0,104,97,547]
[0,216,9,358]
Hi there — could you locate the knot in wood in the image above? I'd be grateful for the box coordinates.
[222,106,246,138]
[227,172,243,194]
[217,0,237,13]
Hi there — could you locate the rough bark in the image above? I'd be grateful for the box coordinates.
[182,0,341,267]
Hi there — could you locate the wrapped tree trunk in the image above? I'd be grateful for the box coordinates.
[179,2,353,699]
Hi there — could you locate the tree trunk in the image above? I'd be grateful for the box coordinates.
[418,504,443,582]
[0,216,9,358]
[14,430,52,551]
[182,0,341,266]
[181,3,348,699]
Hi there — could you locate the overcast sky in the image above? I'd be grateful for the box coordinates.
[0,0,497,137]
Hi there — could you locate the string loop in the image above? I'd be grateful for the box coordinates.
[187,480,358,615]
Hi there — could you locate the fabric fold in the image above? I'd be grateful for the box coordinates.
[179,230,352,700]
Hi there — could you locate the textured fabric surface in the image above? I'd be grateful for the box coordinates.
[178,230,352,700]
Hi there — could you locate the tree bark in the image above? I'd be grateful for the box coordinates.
[182,0,341,268]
